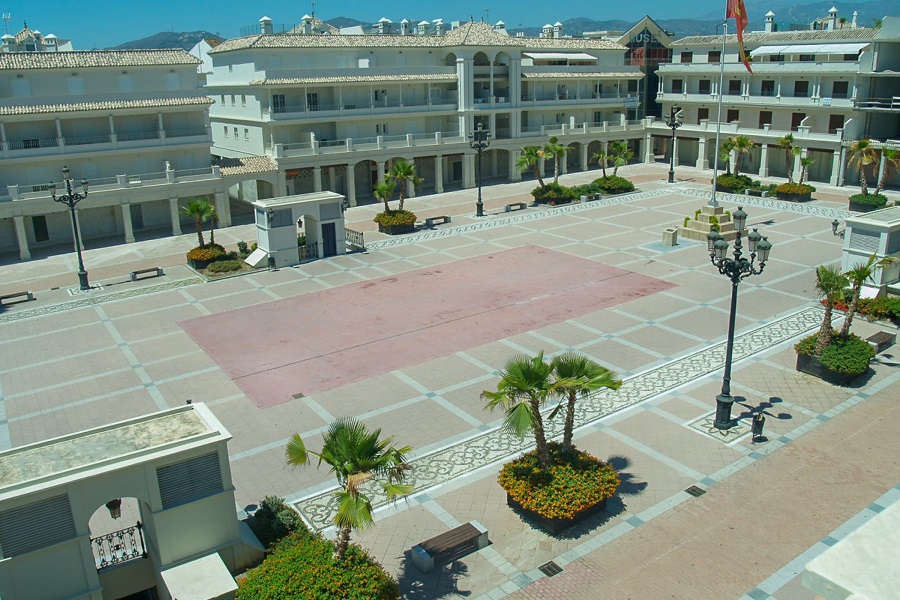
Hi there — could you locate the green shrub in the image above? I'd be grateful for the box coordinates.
[237,533,399,600]
[186,244,226,262]
[498,443,619,520]
[715,174,753,193]
[373,209,416,227]
[247,496,306,549]
[694,209,701,219]
[795,333,875,375]
[570,183,601,197]
[297,234,306,247]
[683,216,690,227]
[857,296,900,322]
[592,175,635,194]
[531,182,577,204]
[251,242,258,251]
[849,193,888,208]
[207,260,243,273]
[226,251,239,260]
[776,183,815,196]
[237,241,249,254]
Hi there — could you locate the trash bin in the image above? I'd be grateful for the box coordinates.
[663,227,678,246]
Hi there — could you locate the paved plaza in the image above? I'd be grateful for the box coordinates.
[1,163,898,599]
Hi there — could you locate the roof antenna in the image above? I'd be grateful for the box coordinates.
[310,1,316,18]
[2,14,10,34]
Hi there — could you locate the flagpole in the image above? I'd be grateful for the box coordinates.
[709,18,728,208]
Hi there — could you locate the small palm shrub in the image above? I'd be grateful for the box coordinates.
[592,175,635,194]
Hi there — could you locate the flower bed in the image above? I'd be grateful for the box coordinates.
[776,183,814,202]
[186,243,226,269]
[795,333,874,384]
[374,210,416,235]
[498,443,619,534]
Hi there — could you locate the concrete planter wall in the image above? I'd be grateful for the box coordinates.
[848,200,884,213]
[795,353,865,386]
[506,493,608,535]
[777,191,812,202]
[377,223,415,235]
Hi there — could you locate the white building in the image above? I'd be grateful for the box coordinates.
[0,50,229,261]
[1,22,73,53]
[653,11,900,186]
[206,19,647,206]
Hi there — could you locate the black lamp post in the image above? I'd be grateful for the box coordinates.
[469,122,491,217]
[831,219,846,239]
[706,207,773,429]
[666,105,683,184]
[50,166,91,291]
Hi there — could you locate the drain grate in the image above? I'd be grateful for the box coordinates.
[685,485,707,497]
[539,561,563,577]
[291,392,305,399]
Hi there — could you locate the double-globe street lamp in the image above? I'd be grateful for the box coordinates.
[49,166,91,291]
[666,105,683,184]
[706,207,773,429]
[469,122,491,217]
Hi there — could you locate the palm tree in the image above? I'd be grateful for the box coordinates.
[482,352,557,470]
[180,198,214,247]
[591,150,609,178]
[516,146,546,188]
[720,137,737,175]
[875,148,900,195]
[731,135,754,177]
[814,264,848,355]
[386,159,423,212]
[373,180,396,213]
[550,352,622,450]
[798,156,815,185]
[839,254,888,338]
[847,138,879,195]
[607,140,633,176]
[285,418,412,561]
[543,136,571,184]
[207,203,218,246]
[777,134,795,183]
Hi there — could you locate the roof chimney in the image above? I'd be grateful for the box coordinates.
[542,23,553,38]
[433,19,444,35]
[851,10,858,28]
[417,20,429,35]
[300,14,313,35]
[765,11,776,33]
[376,17,392,35]
[828,7,838,31]
[400,19,409,35]
[259,16,273,35]
[553,21,563,37]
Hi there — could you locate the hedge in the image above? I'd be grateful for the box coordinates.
[795,332,875,375]
[592,175,635,194]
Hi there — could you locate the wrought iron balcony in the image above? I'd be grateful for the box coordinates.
[91,521,148,569]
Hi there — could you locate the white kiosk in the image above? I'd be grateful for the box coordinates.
[839,206,900,291]
[248,191,347,269]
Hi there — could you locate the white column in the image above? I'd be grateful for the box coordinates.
[169,197,182,236]
[829,149,841,185]
[313,166,323,192]
[376,161,386,184]
[794,147,804,177]
[407,159,416,198]
[509,149,521,181]
[463,153,476,188]
[759,144,769,177]
[696,138,708,169]
[644,131,655,163]
[215,191,231,227]
[13,215,30,261]
[434,155,444,193]
[346,163,357,206]
[580,143,588,172]
[121,203,135,243]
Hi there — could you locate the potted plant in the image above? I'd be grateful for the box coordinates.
[186,243,225,269]
[372,160,422,234]
[848,193,888,212]
[776,182,814,202]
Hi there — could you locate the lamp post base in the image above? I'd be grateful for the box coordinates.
[77,270,90,291]
[668,170,675,184]
[714,393,734,429]
[476,201,484,217]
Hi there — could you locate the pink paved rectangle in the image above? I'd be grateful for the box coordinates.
[180,246,672,407]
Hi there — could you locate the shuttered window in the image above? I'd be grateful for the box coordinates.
[156,452,223,509]
[849,230,880,253]
[0,494,76,557]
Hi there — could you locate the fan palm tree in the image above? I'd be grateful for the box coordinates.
[874,148,900,195]
[482,352,557,470]
[543,136,571,184]
[373,180,396,213]
[607,140,633,176]
[814,264,848,355]
[207,204,218,246]
[591,150,609,178]
[285,418,412,561]
[839,254,893,338]
[847,138,879,195]
[550,353,622,450]
[776,134,795,183]
[731,135,754,177]
[180,198,214,247]
[516,146,546,188]
[798,156,815,185]
[386,159,423,212]
[720,137,737,175]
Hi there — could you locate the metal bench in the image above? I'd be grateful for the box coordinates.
[866,330,896,353]
[130,267,165,282]
[411,521,488,573]
[0,290,34,306]
[504,202,527,213]
[425,215,451,228]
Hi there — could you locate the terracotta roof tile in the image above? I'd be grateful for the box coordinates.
[0,50,201,70]
[214,155,278,175]
[0,95,213,116]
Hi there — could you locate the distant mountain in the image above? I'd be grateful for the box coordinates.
[327,17,368,29]
[508,18,722,38]
[700,0,894,28]
[109,31,219,51]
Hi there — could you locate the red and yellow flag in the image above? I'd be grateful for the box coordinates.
[727,0,753,73]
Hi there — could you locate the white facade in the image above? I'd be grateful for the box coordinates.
[654,12,900,186]
[0,50,228,260]
[206,20,648,206]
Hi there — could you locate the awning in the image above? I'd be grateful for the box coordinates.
[523,52,597,61]
[751,42,869,56]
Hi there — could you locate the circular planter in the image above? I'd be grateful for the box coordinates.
[506,493,608,535]
[377,223,415,235]
[795,353,866,386]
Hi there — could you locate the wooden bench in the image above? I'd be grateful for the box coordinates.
[130,267,164,282]
[425,215,451,228]
[866,330,896,353]
[411,521,488,573]
[504,202,527,213]
[0,290,34,306]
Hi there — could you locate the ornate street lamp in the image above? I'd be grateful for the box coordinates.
[831,219,846,239]
[49,166,91,291]
[706,207,773,429]
[469,122,491,217]
[666,105,683,184]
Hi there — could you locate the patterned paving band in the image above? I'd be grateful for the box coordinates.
[293,306,824,530]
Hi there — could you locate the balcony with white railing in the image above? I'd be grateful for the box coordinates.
[854,97,900,111]
[2,127,212,159]
[5,165,222,202]
[659,61,861,75]
[648,118,843,145]
[264,96,458,120]
[518,92,629,108]
[657,91,855,110]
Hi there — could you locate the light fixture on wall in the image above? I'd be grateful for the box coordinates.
[106,498,122,519]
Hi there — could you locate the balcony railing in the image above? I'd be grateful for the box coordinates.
[267,97,457,117]
[854,97,900,111]
[8,166,221,200]
[91,522,148,570]
[2,127,211,158]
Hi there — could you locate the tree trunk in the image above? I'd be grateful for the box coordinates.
[786,153,794,183]
[734,154,742,177]
[815,304,834,355]
[859,167,868,195]
[333,526,352,560]
[398,186,406,212]
[530,398,552,470]
[533,165,546,188]
[195,222,205,247]
[840,288,861,338]
[209,221,216,246]
[562,392,577,450]
[553,157,560,184]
